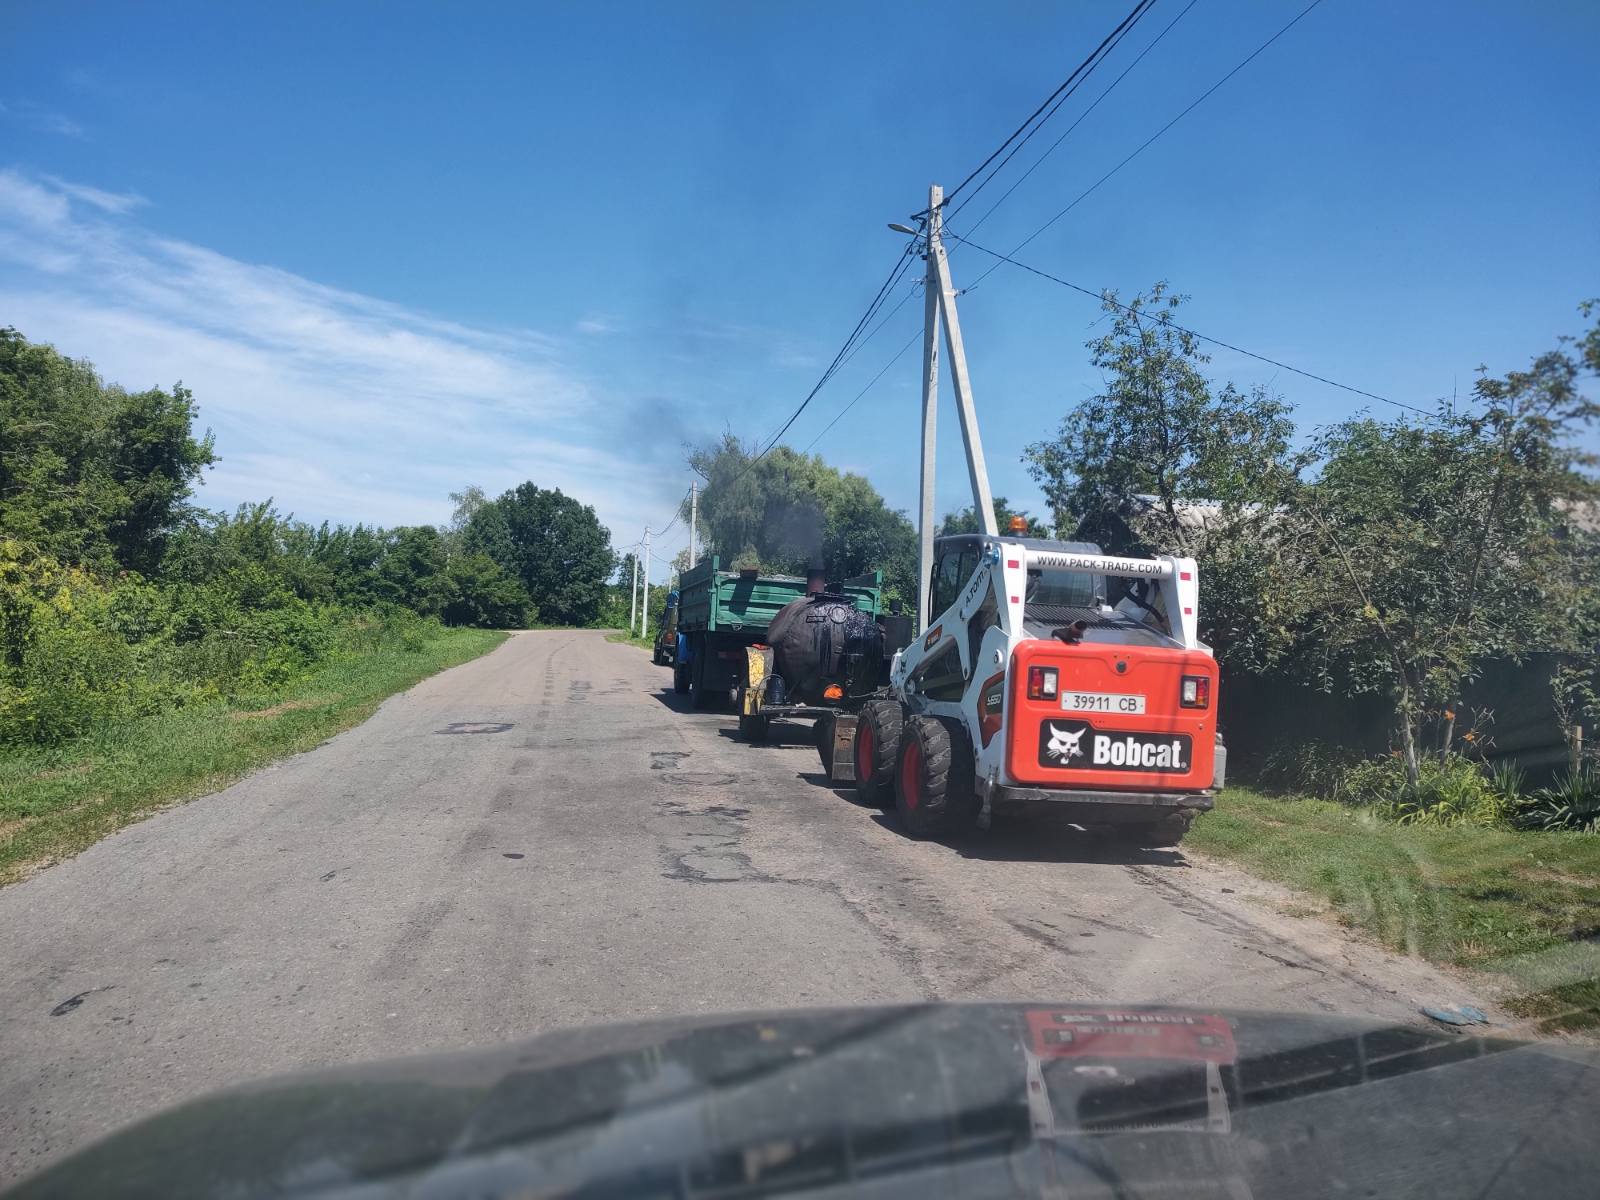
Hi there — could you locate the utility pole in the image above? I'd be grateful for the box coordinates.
[629,548,639,636]
[642,525,652,644]
[917,184,943,633]
[913,181,999,630]
[689,479,698,568]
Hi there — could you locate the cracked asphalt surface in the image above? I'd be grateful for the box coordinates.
[0,630,1505,1186]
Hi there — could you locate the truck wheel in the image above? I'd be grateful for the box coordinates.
[672,663,690,694]
[815,713,836,774]
[1115,811,1196,847]
[852,701,901,809]
[893,716,978,837]
[690,654,713,710]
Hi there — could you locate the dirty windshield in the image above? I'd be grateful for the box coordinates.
[2,1,1597,1198]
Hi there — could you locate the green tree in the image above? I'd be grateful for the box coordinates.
[1281,303,1600,781]
[688,436,918,603]
[1022,285,1301,666]
[375,526,451,616]
[937,496,1051,538]
[0,328,216,573]
[463,483,615,626]
[1023,285,1296,545]
[443,552,531,628]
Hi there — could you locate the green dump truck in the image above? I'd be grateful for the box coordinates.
[673,558,884,710]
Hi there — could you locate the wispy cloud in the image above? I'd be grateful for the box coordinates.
[0,169,688,545]
[0,100,85,138]
[40,175,146,213]
[575,313,618,335]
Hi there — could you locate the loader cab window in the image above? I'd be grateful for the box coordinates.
[931,547,976,617]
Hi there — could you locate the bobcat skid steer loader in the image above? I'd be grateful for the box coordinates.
[851,532,1224,845]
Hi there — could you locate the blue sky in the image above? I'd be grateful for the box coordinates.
[3,0,1596,581]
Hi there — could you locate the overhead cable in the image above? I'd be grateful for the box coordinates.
[946,232,1432,416]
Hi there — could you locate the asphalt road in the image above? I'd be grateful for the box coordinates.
[0,630,1505,1186]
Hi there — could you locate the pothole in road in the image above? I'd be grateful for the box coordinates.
[435,722,515,735]
[659,772,738,787]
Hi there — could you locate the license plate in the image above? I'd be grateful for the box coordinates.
[1061,691,1145,715]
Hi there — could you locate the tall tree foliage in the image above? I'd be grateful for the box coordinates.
[1,328,216,573]
[688,436,918,604]
[1023,286,1300,665]
[463,483,614,625]
[1281,304,1600,780]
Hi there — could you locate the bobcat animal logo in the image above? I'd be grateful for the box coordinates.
[1045,723,1086,763]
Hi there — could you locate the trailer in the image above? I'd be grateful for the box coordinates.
[672,558,883,710]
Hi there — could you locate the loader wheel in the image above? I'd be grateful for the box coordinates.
[1114,811,1196,848]
[815,713,835,774]
[672,663,690,695]
[852,701,901,809]
[893,715,978,837]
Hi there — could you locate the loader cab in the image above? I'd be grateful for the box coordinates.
[929,534,1104,628]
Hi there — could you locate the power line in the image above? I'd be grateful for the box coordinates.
[748,243,918,459]
[945,231,1433,416]
[939,0,1157,214]
[802,324,925,453]
[957,0,1201,240]
[961,0,1327,292]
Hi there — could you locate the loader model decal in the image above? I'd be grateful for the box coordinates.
[1039,720,1191,773]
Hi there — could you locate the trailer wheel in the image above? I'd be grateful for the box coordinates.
[852,701,901,809]
[1114,811,1196,848]
[815,713,836,774]
[893,716,978,837]
[736,686,769,743]
[672,662,690,694]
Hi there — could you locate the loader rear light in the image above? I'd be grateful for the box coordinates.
[1180,675,1210,709]
[823,683,844,700]
[1026,666,1058,700]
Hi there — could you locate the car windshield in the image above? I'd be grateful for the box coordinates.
[2,3,1595,1197]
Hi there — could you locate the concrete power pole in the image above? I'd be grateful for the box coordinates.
[689,479,698,568]
[914,181,998,631]
[642,525,652,644]
[629,549,639,636]
[916,185,944,634]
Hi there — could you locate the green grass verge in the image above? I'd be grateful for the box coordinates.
[0,626,506,886]
[604,630,655,650]
[1189,787,1600,1033]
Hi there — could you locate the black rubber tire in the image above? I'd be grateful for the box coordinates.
[690,653,713,710]
[672,663,690,695]
[852,701,902,809]
[894,715,978,838]
[737,693,770,743]
[815,713,836,775]
[1113,810,1196,847]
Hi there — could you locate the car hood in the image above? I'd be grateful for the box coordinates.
[10,1002,1597,1199]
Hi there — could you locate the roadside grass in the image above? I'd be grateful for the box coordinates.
[605,630,656,651]
[0,626,506,887]
[1189,787,1600,1034]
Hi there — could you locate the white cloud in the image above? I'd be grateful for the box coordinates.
[40,175,147,213]
[0,169,687,546]
[575,314,618,335]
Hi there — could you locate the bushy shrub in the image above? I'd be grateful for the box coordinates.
[1365,755,1516,828]
[1253,739,1364,799]
[1518,770,1600,833]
